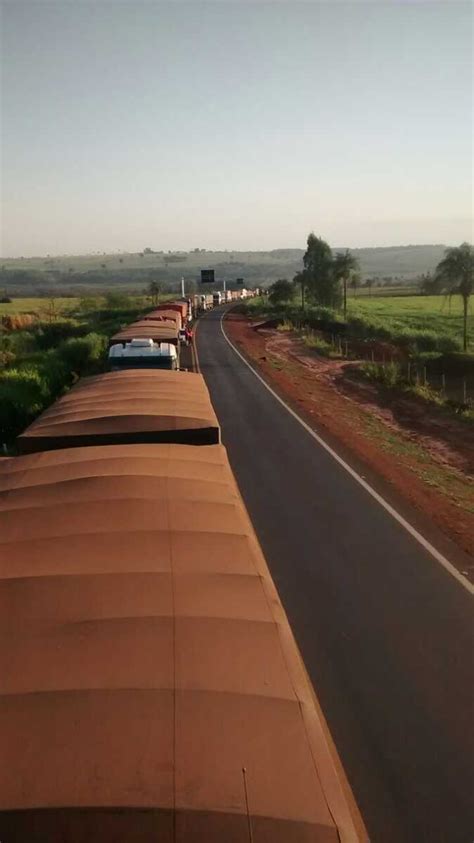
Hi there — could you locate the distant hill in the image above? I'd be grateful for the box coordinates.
[0,244,450,295]
[336,245,448,279]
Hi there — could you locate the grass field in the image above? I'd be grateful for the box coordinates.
[0,297,80,316]
[347,294,473,350]
[0,295,154,317]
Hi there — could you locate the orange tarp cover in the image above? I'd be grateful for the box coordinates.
[17,371,220,453]
[143,310,182,326]
[155,301,188,320]
[110,321,179,345]
[0,444,363,841]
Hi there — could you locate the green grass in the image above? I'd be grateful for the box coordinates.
[0,294,154,317]
[0,297,80,316]
[347,295,472,350]
[302,331,342,358]
[355,408,473,513]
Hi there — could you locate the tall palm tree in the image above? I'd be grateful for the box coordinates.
[435,242,473,351]
[333,250,359,318]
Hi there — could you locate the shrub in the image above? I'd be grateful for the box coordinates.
[303,332,340,357]
[58,332,107,377]
[0,367,50,444]
[0,350,16,368]
[104,291,131,308]
[34,319,88,350]
[268,279,294,307]
[0,330,36,356]
[38,351,70,396]
[360,361,402,388]
[277,319,294,332]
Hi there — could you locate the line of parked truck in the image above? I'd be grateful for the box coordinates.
[108,299,191,372]
[108,290,259,372]
[1,365,365,841]
[194,287,258,311]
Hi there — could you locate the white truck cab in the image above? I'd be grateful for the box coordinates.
[108,338,178,371]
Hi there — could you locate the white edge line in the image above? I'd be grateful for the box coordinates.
[219,310,474,596]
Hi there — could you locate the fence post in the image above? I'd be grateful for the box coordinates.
[345,340,348,357]
[407,360,411,383]
[441,372,446,394]
[371,349,375,363]
[423,366,427,386]
[463,379,467,403]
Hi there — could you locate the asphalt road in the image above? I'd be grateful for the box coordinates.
[196,307,474,843]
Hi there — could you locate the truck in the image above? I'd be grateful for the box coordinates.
[212,291,223,307]
[108,339,179,371]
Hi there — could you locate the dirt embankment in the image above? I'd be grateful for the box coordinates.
[225,312,474,572]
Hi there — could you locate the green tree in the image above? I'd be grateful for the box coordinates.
[59,333,107,378]
[435,242,473,351]
[363,278,374,296]
[302,233,339,308]
[0,367,50,444]
[333,249,359,318]
[293,271,306,310]
[268,279,294,307]
[147,281,160,306]
[350,273,360,297]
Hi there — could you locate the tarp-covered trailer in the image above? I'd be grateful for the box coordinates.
[0,441,366,842]
[17,370,221,453]
[154,301,188,323]
[108,322,179,350]
[143,310,182,330]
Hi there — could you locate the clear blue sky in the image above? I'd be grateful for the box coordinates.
[1,0,472,256]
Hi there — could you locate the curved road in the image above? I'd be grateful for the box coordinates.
[196,307,473,843]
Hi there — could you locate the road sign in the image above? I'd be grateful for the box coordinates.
[236,278,244,286]
[201,269,215,283]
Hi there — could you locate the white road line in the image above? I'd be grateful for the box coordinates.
[219,311,474,596]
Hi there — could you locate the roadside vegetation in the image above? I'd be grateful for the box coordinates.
[0,292,154,449]
[242,235,473,417]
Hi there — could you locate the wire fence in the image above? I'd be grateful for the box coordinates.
[315,332,472,406]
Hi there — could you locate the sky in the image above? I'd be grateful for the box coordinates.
[1,0,472,256]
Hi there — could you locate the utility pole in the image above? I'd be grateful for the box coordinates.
[181,277,185,299]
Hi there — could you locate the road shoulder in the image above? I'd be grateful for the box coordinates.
[223,310,474,583]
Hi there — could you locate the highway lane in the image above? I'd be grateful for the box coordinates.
[196,306,474,843]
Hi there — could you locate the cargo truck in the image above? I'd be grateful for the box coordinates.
[108,339,178,371]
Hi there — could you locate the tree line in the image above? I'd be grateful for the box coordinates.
[269,235,473,351]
